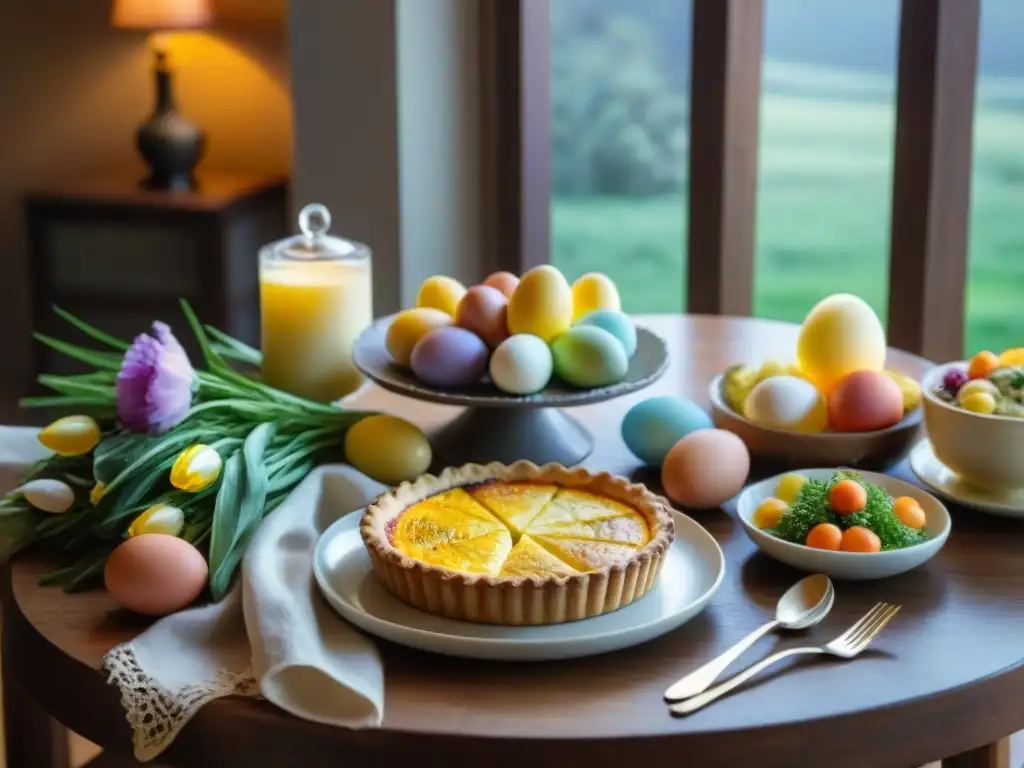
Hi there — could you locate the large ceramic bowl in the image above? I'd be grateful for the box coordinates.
[708,374,922,471]
[922,362,1024,489]
[736,469,951,580]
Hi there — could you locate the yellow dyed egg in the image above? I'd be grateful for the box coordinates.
[571,272,621,321]
[507,265,573,342]
[796,294,886,395]
[884,370,922,411]
[386,308,453,366]
[344,415,432,485]
[416,276,467,317]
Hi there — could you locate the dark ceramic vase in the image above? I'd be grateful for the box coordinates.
[137,51,206,191]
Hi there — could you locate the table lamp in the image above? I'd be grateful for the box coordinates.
[112,0,212,190]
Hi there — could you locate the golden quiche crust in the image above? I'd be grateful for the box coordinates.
[360,461,675,625]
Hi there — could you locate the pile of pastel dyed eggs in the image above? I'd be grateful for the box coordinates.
[622,396,751,510]
[385,266,638,395]
[721,294,923,434]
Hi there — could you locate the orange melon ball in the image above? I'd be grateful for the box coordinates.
[968,350,999,380]
[828,479,867,515]
[840,526,881,553]
[893,496,926,530]
[806,523,843,550]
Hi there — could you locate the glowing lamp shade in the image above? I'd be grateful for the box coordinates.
[111,0,212,30]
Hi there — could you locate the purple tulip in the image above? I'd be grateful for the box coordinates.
[116,322,195,433]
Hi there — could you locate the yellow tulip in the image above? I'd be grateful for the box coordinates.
[38,415,101,457]
[90,482,107,506]
[129,504,185,537]
[19,478,75,514]
[170,444,223,492]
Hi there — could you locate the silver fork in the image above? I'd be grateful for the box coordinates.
[669,602,901,716]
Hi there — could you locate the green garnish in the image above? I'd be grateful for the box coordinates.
[771,470,928,550]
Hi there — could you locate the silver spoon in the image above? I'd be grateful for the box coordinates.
[664,573,835,701]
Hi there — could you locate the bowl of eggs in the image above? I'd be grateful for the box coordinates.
[737,468,950,580]
[921,350,1024,490]
[352,266,668,466]
[709,294,924,470]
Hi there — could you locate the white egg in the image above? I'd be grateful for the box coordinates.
[744,375,828,433]
[490,334,553,395]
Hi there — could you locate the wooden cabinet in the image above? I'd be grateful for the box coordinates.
[24,170,288,381]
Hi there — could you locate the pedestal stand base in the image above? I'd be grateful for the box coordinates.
[432,407,594,467]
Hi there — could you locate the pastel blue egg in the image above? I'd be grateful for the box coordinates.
[550,326,628,388]
[621,396,713,466]
[576,310,637,358]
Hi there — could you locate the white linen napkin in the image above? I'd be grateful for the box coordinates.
[0,425,387,763]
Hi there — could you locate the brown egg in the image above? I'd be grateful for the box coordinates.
[455,285,509,348]
[828,370,904,432]
[482,271,520,299]
[104,534,208,616]
[661,428,750,509]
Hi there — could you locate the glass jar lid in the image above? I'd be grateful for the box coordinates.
[263,203,370,262]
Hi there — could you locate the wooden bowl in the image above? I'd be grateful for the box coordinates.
[708,374,923,471]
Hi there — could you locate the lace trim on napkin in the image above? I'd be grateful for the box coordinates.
[103,644,259,762]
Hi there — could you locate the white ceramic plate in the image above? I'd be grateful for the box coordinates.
[313,509,725,661]
[910,439,1024,518]
[736,468,951,580]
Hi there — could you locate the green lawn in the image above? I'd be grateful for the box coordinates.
[552,69,1024,357]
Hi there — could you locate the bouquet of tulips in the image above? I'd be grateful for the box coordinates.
[0,300,374,599]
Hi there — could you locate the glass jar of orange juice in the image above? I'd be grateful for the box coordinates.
[259,204,373,402]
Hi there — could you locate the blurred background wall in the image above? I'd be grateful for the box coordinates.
[0,0,290,409]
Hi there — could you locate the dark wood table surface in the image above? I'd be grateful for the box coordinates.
[5,315,1024,768]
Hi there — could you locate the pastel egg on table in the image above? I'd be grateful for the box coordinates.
[744,375,828,433]
[621,396,713,466]
[490,334,553,395]
[507,265,573,342]
[386,307,452,366]
[796,293,886,395]
[571,272,621,321]
[455,285,509,349]
[482,271,519,299]
[575,310,637,358]
[410,326,489,388]
[550,326,627,388]
[416,275,467,317]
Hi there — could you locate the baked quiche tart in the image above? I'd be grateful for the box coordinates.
[360,461,675,625]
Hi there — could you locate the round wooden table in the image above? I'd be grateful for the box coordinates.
[5,316,1024,768]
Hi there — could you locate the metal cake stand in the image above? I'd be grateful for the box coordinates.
[352,314,669,467]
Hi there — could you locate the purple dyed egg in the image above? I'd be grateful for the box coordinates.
[942,368,969,394]
[410,327,489,388]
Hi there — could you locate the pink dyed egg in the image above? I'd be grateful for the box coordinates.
[456,286,509,348]
[828,370,904,432]
[482,271,520,299]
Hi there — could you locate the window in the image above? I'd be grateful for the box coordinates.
[550,0,1022,358]
[550,0,689,313]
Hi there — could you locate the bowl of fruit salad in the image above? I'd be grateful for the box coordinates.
[922,348,1024,489]
[737,469,950,580]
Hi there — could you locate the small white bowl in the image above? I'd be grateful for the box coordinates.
[922,361,1024,489]
[736,468,951,580]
